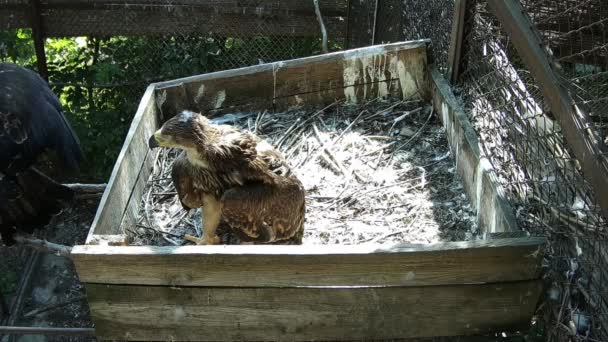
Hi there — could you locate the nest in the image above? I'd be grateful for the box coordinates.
[126,96,478,246]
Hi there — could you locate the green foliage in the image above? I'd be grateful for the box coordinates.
[1,30,327,181]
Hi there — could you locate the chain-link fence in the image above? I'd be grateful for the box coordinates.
[402,0,455,75]
[0,0,346,180]
[453,1,608,341]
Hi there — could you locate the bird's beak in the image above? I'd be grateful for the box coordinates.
[148,134,160,149]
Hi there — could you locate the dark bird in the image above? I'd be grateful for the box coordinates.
[148,110,306,245]
[0,62,82,245]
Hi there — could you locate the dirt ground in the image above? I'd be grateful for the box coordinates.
[0,198,98,342]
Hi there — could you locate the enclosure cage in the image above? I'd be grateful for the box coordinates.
[0,0,607,341]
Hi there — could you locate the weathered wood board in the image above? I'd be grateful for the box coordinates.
[154,40,430,120]
[87,85,158,239]
[431,68,518,234]
[72,237,545,287]
[86,280,542,341]
[77,42,545,341]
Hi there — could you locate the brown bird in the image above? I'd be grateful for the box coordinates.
[148,110,306,245]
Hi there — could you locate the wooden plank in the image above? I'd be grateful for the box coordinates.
[447,0,467,83]
[86,85,158,240]
[155,41,431,118]
[273,42,429,101]
[72,237,545,287]
[488,0,608,219]
[29,0,48,81]
[40,9,345,38]
[117,148,157,234]
[86,280,542,341]
[154,63,276,120]
[431,67,518,234]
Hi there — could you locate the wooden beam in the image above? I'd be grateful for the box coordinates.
[0,326,95,336]
[71,237,545,287]
[488,0,608,219]
[154,41,430,118]
[447,0,474,83]
[85,280,542,341]
[87,85,158,239]
[29,0,48,81]
[431,67,519,234]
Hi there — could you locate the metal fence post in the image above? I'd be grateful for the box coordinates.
[28,0,48,81]
[447,0,473,83]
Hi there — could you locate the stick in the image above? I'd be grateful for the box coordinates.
[312,124,346,175]
[62,183,106,193]
[393,107,434,152]
[22,296,87,319]
[0,326,95,336]
[313,0,328,53]
[135,224,184,239]
[12,236,72,257]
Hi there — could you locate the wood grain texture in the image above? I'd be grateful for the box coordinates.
[118,148,157,234]
[72,237,545,287]
[431,67,518,234]
[87,85,158,239]
[86,280,543,341]
[155,40,430,119]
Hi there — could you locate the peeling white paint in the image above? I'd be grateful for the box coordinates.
[341,50,421,105]
[174,306,186,321]
[397,60,417,99]
[194,84,205,104]
[213,90,226,109]
[342,60,359,104]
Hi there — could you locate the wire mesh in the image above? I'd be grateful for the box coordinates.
[402,0,454,74]
[0,0,342,179]
[522,0,608,146]
[457,1,608,340]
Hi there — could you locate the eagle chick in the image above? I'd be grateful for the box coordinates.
[148,110,306,245]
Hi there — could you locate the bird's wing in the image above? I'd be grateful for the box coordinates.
[0,63,82,174]
[221,178,306,243]
[207,130,277,184]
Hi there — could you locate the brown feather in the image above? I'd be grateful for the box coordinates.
[161,111,305,244]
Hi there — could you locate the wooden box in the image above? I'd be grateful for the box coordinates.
[72,41,545,341]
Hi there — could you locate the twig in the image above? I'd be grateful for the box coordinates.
[135,224,184,239]
[62,183,106,193]
[313,0,328,53]
[312,123,347,176]
[0,326,95,336]
[12,236,72,257]
[368,208,421,243]
[393,107,434,152]
[22,296,87,319]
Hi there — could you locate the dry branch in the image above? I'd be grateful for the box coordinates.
[63,183,106,193]
[13,236,72,257]
[313,0,328,53]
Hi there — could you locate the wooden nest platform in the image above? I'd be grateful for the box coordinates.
[72,41,546,341]
[129,98,478,247]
